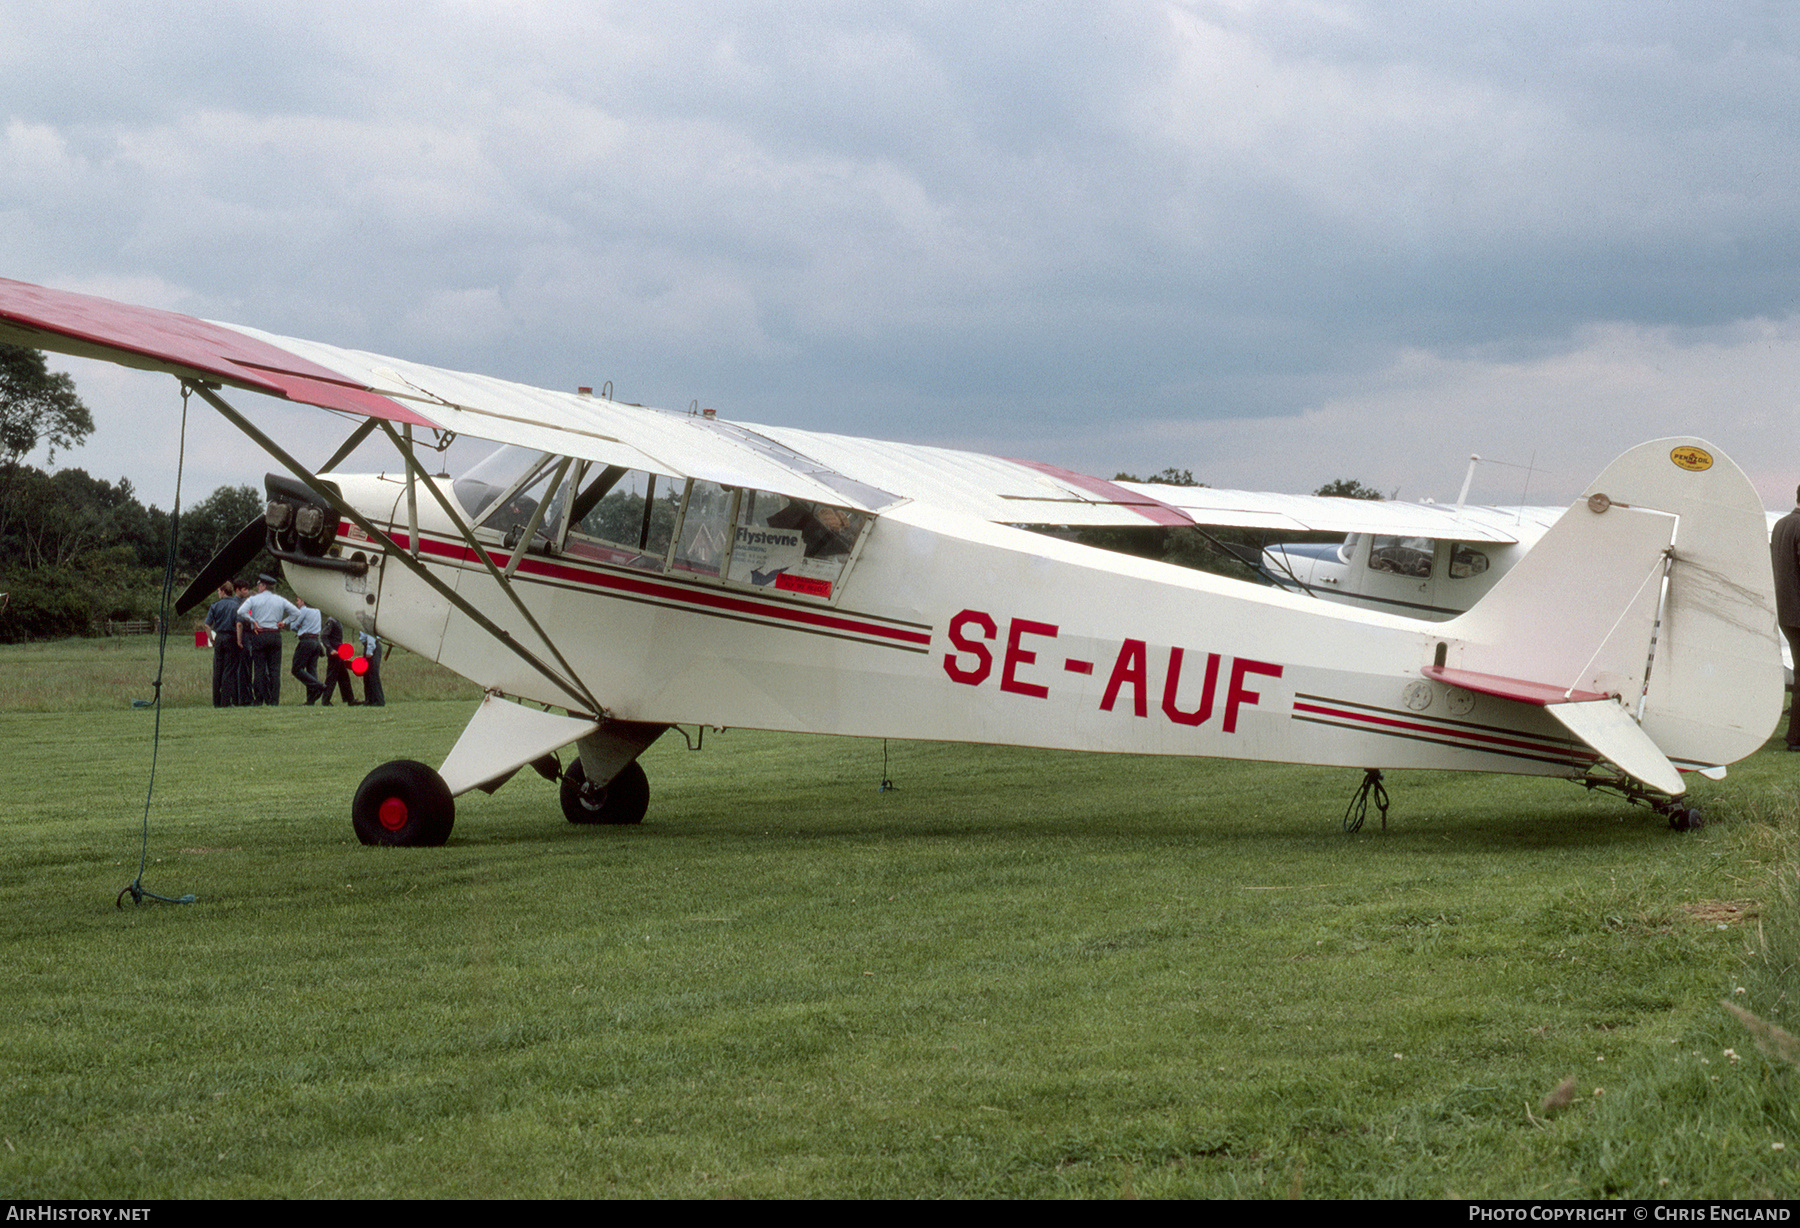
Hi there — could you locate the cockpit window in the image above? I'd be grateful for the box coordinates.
[1448,545,1489,580]
[1367,535,1434,578]
[454,445,555,526]
[454,448,868,601]
[489,459,571,543]
[727,491,868,596]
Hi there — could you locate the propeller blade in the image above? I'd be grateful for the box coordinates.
[174,515,267,615]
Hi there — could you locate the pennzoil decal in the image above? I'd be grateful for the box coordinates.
[1670,445,1713,472]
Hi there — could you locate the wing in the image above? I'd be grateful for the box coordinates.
[1118,480,1566,543]
[0,276,1198,525]
[0,277,1571,537]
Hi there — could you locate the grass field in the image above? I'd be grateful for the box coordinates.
[2,637,1798,1197]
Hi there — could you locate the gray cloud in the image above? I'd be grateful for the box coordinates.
[2,1,1797,506]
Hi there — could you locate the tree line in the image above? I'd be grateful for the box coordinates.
[0,346,272,642]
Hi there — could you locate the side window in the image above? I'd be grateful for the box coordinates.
[727,491,866,598]
[1367,535,1433,578]
[671,481,736,577]
[727,490,810,587]
[566,467,678,568]
[1447,545,1489,580]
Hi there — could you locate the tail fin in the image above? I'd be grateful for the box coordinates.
[1436,438,1781,789]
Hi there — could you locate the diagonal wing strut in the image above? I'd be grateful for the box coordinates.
[185,381,602,716]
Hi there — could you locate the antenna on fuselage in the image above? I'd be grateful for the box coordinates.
[1456,455,1481,509]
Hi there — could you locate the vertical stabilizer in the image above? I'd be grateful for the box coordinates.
[1440,438,1780,777]
[1601,439,1782,769]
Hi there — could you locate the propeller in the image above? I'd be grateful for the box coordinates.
[174,515,268,615]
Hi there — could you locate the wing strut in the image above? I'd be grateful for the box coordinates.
[372,419,602,714]
[401,423,420,560]
[185,382,602,716]
[318,418,379,475]
[502,456,572,582]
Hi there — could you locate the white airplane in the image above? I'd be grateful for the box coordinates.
[0,277,1781,840]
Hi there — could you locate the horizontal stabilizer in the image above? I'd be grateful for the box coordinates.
[1421,666,1608,706]
[1423,665,1683,794]
[439,693,599,797]
[1542,698,1684,797]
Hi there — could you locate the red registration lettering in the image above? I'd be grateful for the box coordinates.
[1162,648,1221,727]
[1000,619,1058,698]
[1100,639,1149,717]
[943,609,997,685]
[1223,658,1283,733]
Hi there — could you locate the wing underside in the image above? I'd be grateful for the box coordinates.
[0,277,1203,526]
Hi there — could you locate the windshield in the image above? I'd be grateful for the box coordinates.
[453,445,554,524]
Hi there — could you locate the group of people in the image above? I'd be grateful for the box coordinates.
[202,573,386,708]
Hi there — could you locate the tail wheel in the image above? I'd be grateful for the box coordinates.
[561,758,649,825]
[353,760,455,846]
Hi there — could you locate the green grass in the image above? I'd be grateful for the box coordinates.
[0,633,482,710]
[1,638,1798,1197]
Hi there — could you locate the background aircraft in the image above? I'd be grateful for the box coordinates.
[1121,481,1793,687]
[1109,480,1564,619]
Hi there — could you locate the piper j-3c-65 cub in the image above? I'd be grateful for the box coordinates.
[0,277,1781,842]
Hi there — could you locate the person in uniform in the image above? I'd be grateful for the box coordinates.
[320,614,358,706]
[359,631,386,707]
[236,574,300,705]
[289,597,326,705]
[1772,489,1800,750]
[202,582,242,707]
[230,579,254,704]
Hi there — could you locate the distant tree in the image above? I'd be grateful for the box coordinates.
[0,347,95,550]
[1314,478,1383,500]
[0,465,166,640]
[2,467,162,568]
[1113,467,1203,487]
[178,484,270,578]
[0,346,91,469]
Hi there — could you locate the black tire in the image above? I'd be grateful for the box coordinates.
[352,759,455,846]
[1669,806,1705,832]
[561,758,649,825]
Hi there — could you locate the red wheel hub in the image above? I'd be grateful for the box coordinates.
[378,797,409,831]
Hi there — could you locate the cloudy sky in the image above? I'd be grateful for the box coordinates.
[2,0,1798,511]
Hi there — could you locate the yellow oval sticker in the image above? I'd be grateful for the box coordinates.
[1670,446,1713,472]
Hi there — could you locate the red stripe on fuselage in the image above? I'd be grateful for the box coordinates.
[370,529,932,650]
[1291,694,1594,767]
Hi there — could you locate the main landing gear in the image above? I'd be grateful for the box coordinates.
[350,755,652,844]
[560,758,650,825]
[1657,799,1705,832]
[352,760,456,846]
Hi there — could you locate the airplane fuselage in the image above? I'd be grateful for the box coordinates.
[295,472,1620,786]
